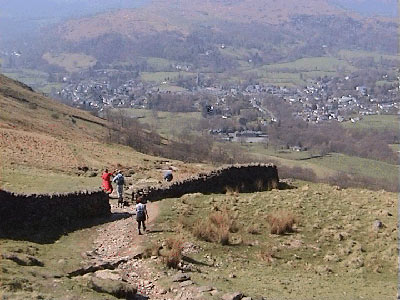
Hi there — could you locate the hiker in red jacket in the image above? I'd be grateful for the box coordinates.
[101,169,114,194]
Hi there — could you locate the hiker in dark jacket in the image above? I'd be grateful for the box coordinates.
[135,197,149,235]
[112,170,125,207]
[163,169,173,182]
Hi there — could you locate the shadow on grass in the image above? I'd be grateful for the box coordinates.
[182,255,213,267]
[134,295,149,300]
[278,181,297,190]
[0,211,133,244]
[146,228,175,234]
[296,154,332,161]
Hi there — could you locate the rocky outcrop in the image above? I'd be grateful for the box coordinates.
[0,190,110,232]
[132,163,279,202]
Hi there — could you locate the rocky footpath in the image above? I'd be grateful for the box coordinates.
[67,202,258,300]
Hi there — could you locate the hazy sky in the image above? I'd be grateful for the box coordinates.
[330,0,397,17]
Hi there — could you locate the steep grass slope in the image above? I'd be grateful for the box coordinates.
[0,75,208,193]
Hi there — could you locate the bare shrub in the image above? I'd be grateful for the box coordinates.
[211,209,239,234]
[324,172,398,193]
[143,241,161,258]
[162,238,183,269]
[192,220,217,242]
[177,216,192,231]
[192,209,238,245]
[277,164,317,182]
[267,211,297,235]
[225,186,240,195]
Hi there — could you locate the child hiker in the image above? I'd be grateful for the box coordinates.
[135,197,149,235]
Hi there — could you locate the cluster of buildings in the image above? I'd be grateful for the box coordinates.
[54,70,398,128]
[56,78,146,110]
[283,78,398,124]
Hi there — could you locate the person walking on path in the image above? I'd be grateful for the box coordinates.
[101,169,114,194]
[135,197,149,235]
[113,170,125,207]
[163,169,173,182]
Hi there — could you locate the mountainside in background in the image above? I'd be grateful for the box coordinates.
[42,0,396,67]
[0,0,149,41]
[2,0,397,89]
[54,0,351,41]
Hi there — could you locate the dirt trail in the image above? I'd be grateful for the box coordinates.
[94,201,160,258]
[87,200,173,299]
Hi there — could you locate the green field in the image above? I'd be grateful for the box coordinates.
[0,166,101,194]
[338,50,400,63]
[235,56,357,86]
[244,144,398,184]
[342,115,398,131]
[145,57,175,71]
[43,52,97,73]
[141,71,182,83]
[157,84,188,92]
[2,69,48,87]
[261,57,356,73]
[38,83,64,95]
[118,108,203,138]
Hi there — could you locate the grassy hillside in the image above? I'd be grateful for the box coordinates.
[0,75,209,193]
[151,180,397,299]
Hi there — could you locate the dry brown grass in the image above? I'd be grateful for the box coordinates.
[143,241,161,258]
[267,210,297,235]
[225,186,240,195]
[247,223,261,235]
[255,179,266,191]
[162,237,183,269]
[192,209,238,245]
[259,247,277,264]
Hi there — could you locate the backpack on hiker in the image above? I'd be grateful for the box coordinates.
[116,175,124,185]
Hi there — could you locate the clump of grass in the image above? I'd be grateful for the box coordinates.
[267,210,297,235]
[225,185,240,195]
[192,209,238,245]
[259,247,277,264]
[143,241,161,258]
[51,113,59,119]
[255,179,265,191]
[247,223,261,235]
[162,238,183,269]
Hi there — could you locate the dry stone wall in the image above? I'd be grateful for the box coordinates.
[0,190,110,232]
[133,163,279,202]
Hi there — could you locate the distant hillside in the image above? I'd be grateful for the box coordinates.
[44,0,396,68]
[55,0,352,42]
[0,0,149,41]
